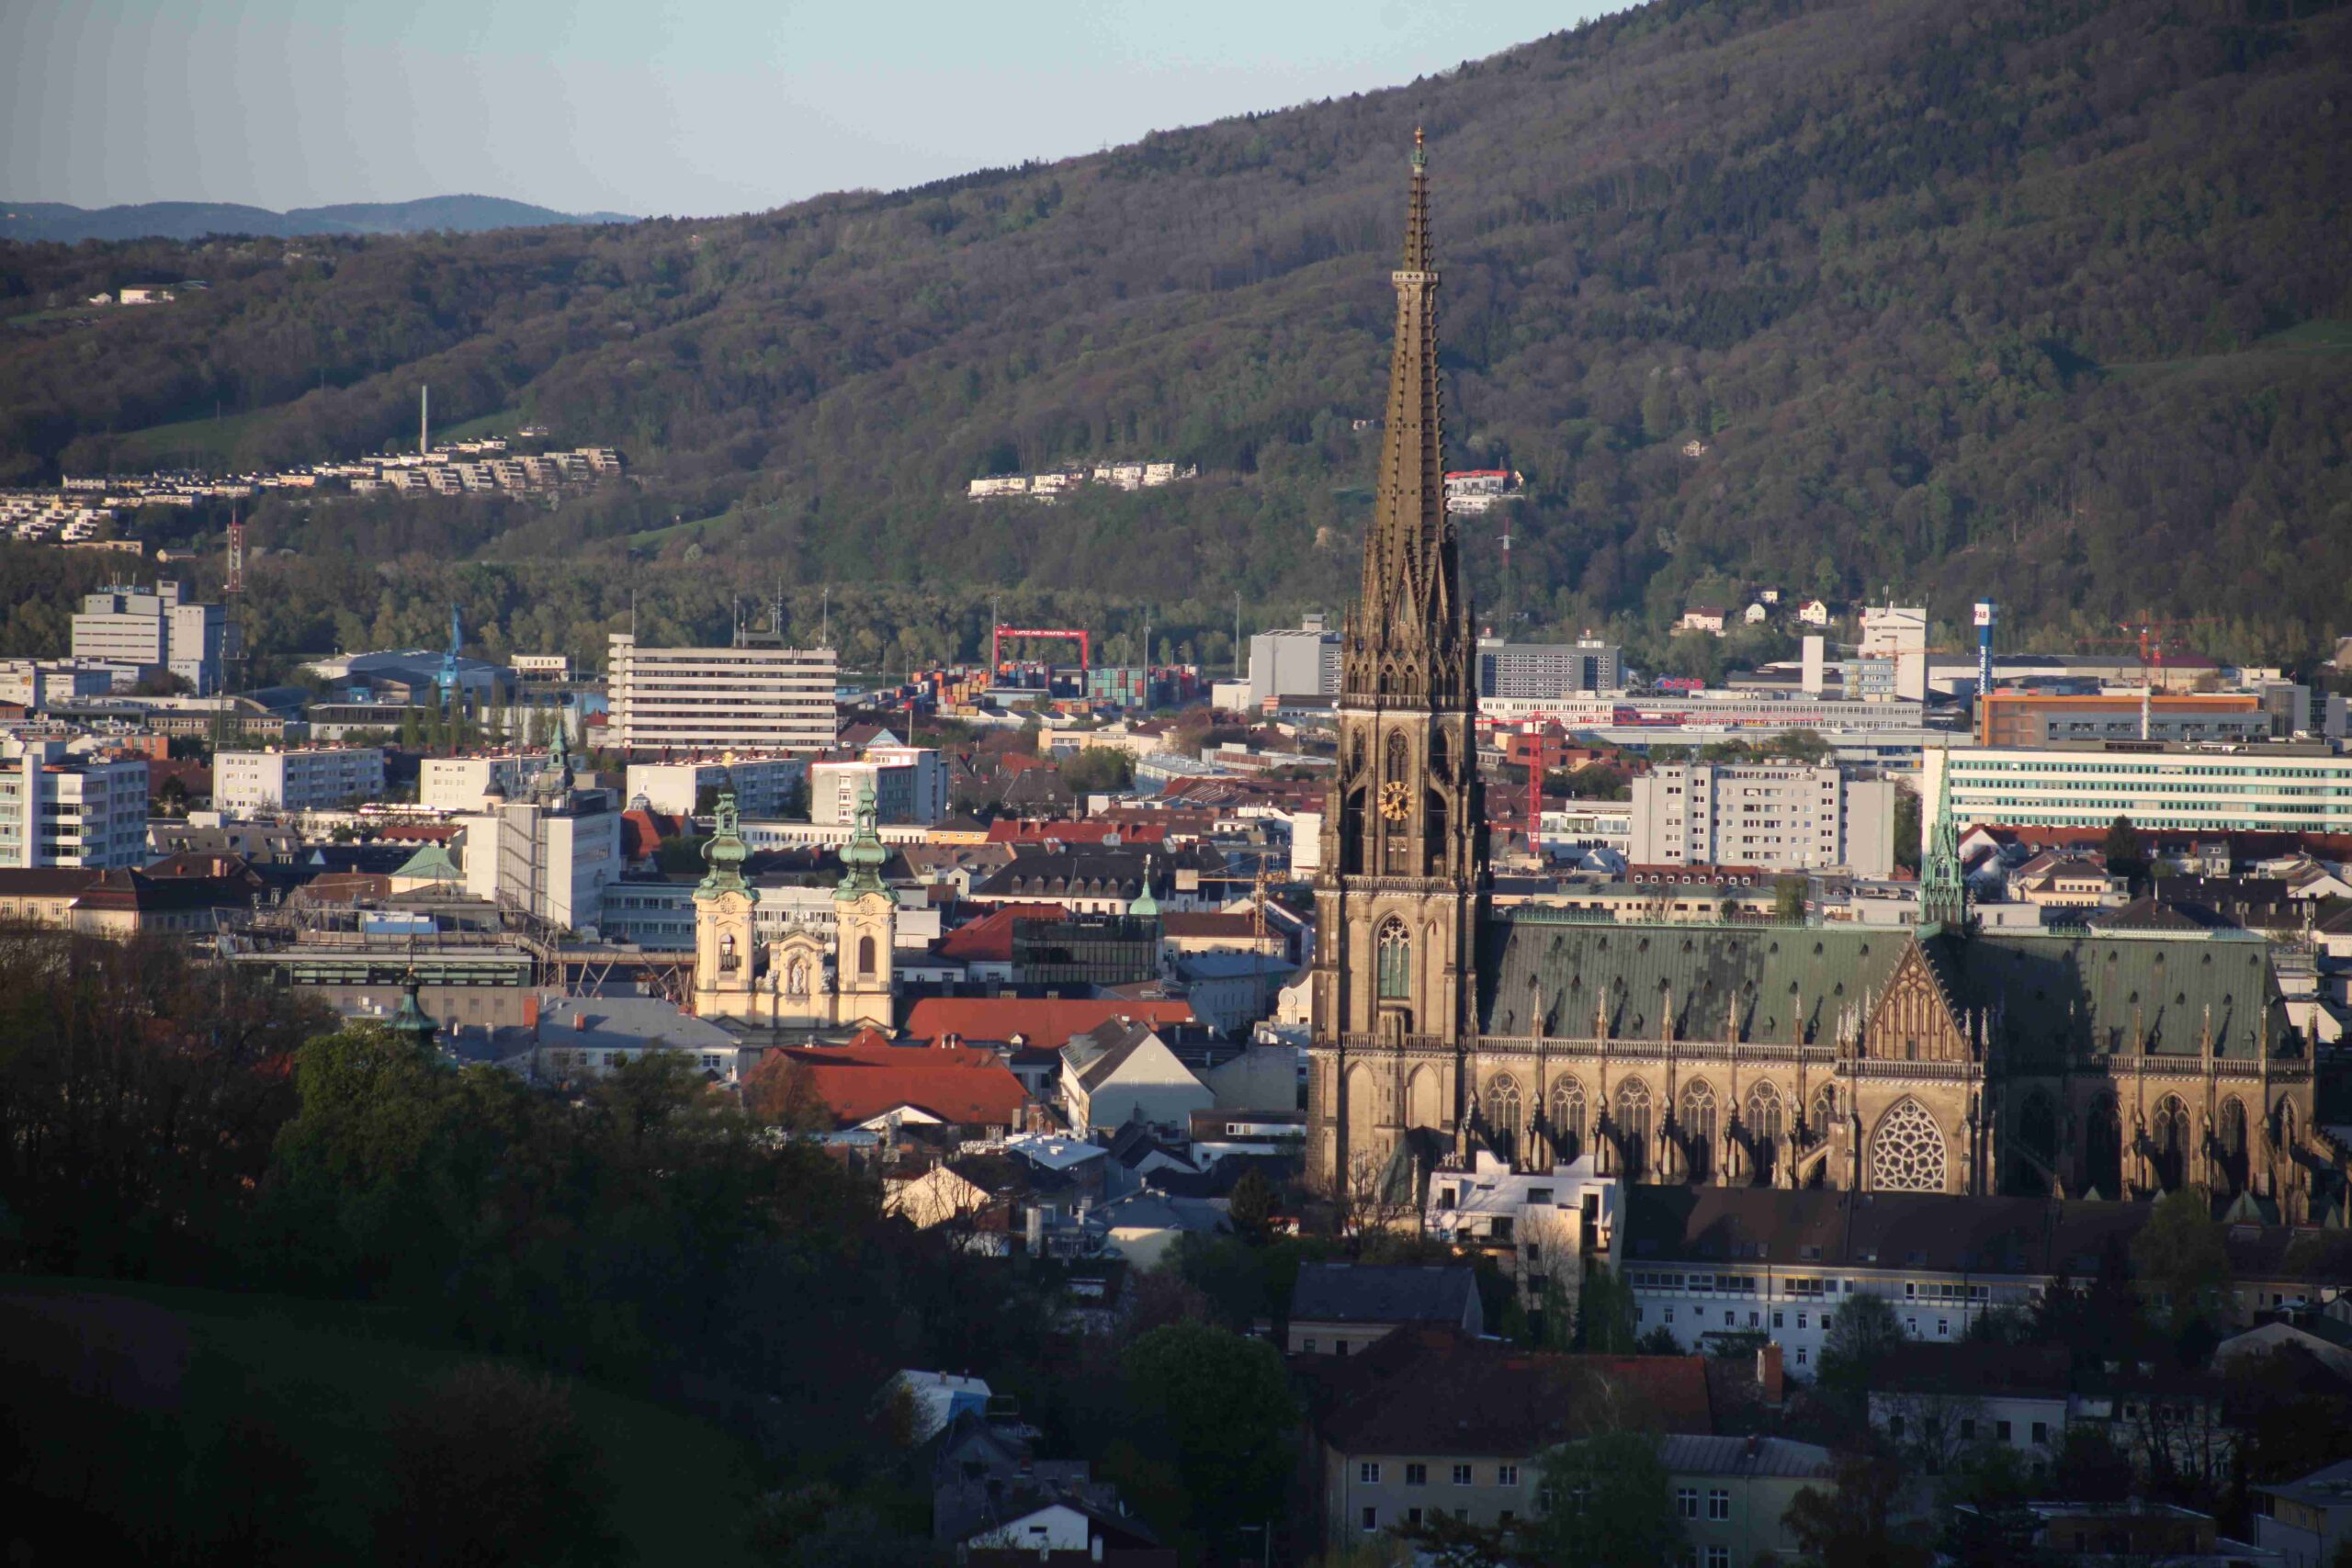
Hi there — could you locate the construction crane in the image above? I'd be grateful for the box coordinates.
[2068,611,2226,739]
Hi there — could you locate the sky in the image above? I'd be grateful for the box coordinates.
[4,0,1624,220]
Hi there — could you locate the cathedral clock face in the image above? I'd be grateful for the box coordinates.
[1379,780,1410,822]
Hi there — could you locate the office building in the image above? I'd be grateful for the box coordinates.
[455,735,621,931]
[1630,762,1898,876]
[213,747,387,814]
[605,632,837,756]
[810,746,946,826]
[1476,637,1621,700]
[626,755,807,818]
[1246,615,1341,707]
[1859,604,1928,704]
[70,581,230,694]
[0,739,148,868]
[1922,741,2352,850]
[0,660,118,709]
[1976,691,2268,748]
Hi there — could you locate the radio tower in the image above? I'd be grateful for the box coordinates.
[225,504,245,596]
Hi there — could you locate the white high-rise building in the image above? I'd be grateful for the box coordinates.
[1631,762,1898,877]
[1859,605,1929,704]
[213,748,387,815]
[605,633,836,756]
[0,740,149,869]
[626,755,807,818]
[71,581,230,694]
[1921,741,2352,851]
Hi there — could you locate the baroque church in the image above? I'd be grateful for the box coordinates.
[1306,139,2338,1221]
[692,784,898,1033]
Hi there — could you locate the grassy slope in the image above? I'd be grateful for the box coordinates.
[1,1275,762,1565]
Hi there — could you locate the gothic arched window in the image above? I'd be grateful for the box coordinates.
[2216,1097,2248,1194]
[1681,1080,1718,1182]
[858,933,876,978]
[1810,1084,1838,1145]
[1485,1074,1523,1158]
[1869,1098,1949,1192]
[1615,1078,1653,1180]
[2086,1098,2123,1197]
[1385,729,1410,783]
[1375,919,1411,1000]
[1549,1078,1585,1164]
[1746,1082,1783,1182]
[2153,1096,2189,1192]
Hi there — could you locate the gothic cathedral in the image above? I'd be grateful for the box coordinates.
[1306,141,2339,1223]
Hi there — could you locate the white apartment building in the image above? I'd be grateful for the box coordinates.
[213,748,387,815]
[1247,616,1341,707]
[458,795,623,932]
[1631,762,1898,877]
[605,633,836,756]
[70,581,230,694]
[0,740,148,868]
[1485,691,1928,734]
[421,755,547,814]
[1922,741,2352,851]
[811,747,947,826]
[626,755,807,818]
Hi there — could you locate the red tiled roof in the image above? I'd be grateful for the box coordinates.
[621,807,689,860]
[780,1037,1030,1128]
[935,904,1066,964]
[985,818,1168,847]
[1157,912,1259,938]
[902,996,1195,1049]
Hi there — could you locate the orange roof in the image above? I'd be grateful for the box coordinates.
[935,904,1065,964]
[780,1037,1030,1128]
[902,996,1194,1048]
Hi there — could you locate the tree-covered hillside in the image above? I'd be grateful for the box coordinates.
[3,0,2347,665]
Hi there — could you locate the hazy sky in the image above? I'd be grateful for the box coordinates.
[5,1,1623,219]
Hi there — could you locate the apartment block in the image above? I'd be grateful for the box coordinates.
[421,755,545,814]
[213,748,387,814]
[605,633,837,756]
[1476,637,1622,699]
[1631,762,1898,877]
[70,581,229,694]
[0,739,148,869]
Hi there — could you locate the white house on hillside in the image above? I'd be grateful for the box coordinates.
[1060,1017,1214,1135]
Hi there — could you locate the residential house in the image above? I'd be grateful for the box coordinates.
[1427,1151,1619,1308]
[510,995,743,1085]
[1092,1190,1227,1269]
[1060,1017,1215,1136]
[1311,1326,1716,1547]
[1679,606,1728,637]
[932,1410,1173,1567]
[1958,1501,2279,1565]
[2255,1457,2352,1567]
[2008,852,2131,911]
[1797,601,1832,628]
[1657,1434,1836,1566]
[772,1035,1032,1137]
[1286,1263,1484,1356]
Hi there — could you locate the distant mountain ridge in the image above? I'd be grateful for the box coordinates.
[0,195,636,243]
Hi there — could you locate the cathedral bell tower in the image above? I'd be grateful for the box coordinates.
[1309,131,1486,1192]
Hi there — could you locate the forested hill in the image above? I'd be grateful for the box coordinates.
[0,195,637,243]
[3,0,2349,664]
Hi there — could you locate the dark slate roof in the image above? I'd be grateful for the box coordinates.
[1620,1188,2152,1279]
[1312,1327,1715,1455]
[1476,913,2292,1062]
[1290,1262,1479,1326]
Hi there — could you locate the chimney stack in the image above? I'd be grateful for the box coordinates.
[1757,1341,1784,1406]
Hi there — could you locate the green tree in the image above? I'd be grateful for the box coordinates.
[1769,728,1833,764]
[374,1361,619,1568]
[1894,784,1923,874]
[2102,814,2147,886]
[2132,1187,2232,1334]
[1118,1322,1297,1542]
[1783,1451,1928,1568]
[1573,1262,1640,1353]
[1817,1292,1905,1408]
[1520,1430,1679,1568]
[1227,1166,1278,1245]
[1058,746,1136,795]
[1773,877,1808,921]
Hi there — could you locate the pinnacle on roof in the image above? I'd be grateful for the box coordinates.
[388,964,439,1049]
[1921,746,1968,930]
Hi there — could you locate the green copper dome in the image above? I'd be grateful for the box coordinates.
[834,783,888,902]
[389,965,439,1049]
[695,790,750,901]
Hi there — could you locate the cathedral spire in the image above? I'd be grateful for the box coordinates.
[1920,747,1968,929]
[1344,129,1470,711]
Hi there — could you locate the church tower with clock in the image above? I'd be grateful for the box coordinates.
[1309,131,1486,1193]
